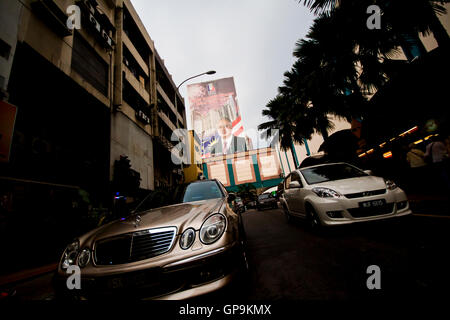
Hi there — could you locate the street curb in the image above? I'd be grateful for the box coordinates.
[412,213,450,219]
[0,263,58,287]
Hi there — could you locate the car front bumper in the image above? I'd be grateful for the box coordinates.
[309,188,413,226]
[54,242,242,300]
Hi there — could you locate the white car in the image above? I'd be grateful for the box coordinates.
[280,162,412,228]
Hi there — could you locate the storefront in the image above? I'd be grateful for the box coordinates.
[0,42,111,274]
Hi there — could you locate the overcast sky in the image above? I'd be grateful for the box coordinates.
[131,0,315,146]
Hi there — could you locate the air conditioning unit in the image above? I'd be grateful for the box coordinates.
[89,13,100,32]
[102,29,113,47]
[83,0,95,14]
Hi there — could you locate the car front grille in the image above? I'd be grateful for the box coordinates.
[344,189,386,199]
[94,227,176,266]
[347,203,395,218]
[82,244,239,299]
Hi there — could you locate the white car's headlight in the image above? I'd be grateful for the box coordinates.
[179,228,196,250]
[312,187,342,198]
[200,214,226,244]
[78,248,91,268]
[385,179,397,190]
[61,240,79,270]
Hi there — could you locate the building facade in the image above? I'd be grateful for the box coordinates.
[0,0,186,274]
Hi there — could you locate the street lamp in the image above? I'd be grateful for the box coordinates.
[176,70,216,91]
[174,70,216,178]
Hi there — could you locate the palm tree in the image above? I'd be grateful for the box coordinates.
[259,11,366,147]
[258,93,315,161]
[261,0,445,152]
[300,0,449,49]
[290,13,370,137]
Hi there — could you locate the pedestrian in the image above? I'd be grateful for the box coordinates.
[406,143,427,193]
[424,136,450,194]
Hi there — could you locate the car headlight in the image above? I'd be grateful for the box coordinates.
[385,179,397,190]
[61,240,79,270]
[78,248,91,268]
[179,228,196,250]
[200,214,226,244]
[312,187,342,198]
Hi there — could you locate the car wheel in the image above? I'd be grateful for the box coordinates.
[283,204,292,223]
[306,205,322,232]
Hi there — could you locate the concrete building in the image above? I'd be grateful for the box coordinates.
[1,0,186,196]
[0,0,186,274]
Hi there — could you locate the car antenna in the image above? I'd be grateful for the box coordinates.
[131,191,153,214]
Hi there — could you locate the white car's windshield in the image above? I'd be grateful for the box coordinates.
[300,163,368,185]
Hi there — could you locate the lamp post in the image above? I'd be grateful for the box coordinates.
[174,70,216,178]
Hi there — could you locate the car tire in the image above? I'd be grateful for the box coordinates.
[306,205,322,233]
[283,204,292,223]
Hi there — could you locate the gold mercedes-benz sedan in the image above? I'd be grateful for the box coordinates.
[54,179,248,300]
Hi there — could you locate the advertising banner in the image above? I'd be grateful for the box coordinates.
[187,77,248,158]
[203,147,282,190]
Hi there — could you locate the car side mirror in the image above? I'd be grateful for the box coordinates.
[289,181,301,188]
[364,170,373,175]
[228,193,236,202]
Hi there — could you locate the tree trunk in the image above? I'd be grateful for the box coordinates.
[320,125,329,142]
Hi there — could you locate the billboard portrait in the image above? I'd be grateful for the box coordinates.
[187,77,251,158]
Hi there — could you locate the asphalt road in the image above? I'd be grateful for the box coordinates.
[241,207,450,300]
[3,207,450,301]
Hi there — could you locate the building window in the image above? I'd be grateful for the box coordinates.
[71,32,109,95]
[0,38,12,60]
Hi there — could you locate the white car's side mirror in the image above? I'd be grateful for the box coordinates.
[364,170,374,175]
[289,181,301,188]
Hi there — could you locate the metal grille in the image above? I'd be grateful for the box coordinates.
[130,228,176,262]
[347,203,394,218]
[94,227,176,266]
[344,189,386,199]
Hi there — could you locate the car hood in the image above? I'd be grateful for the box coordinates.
[310,176,386,195]
[84,198,225,244]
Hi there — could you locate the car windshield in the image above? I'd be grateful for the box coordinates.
[175,181,224,203]
[259,194,270,200]
[300,163,368,185]
[129,181,224,213]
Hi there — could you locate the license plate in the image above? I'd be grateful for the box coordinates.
[359,199,386,208]
[107,272,159,289]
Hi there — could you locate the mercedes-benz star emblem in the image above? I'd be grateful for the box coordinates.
[134,215,141,228]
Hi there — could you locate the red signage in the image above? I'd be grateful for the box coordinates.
[0,101,18,163]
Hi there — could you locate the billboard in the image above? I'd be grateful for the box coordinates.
[187,77,249,158]
[202,147,283,191]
